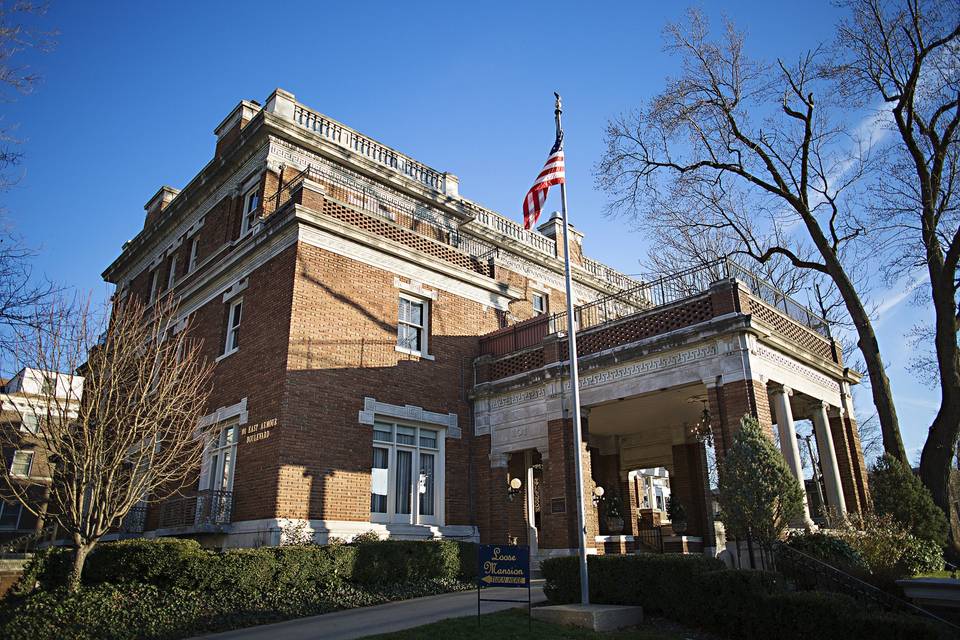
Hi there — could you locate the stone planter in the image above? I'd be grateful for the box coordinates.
[605,516,624,535]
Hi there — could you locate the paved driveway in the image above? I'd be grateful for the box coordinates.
[190,582,546,640]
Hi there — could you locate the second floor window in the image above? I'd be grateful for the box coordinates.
[188,238,200,273]
[224,298,242,355]
[241,186,261,236]
[10,450,34,476]
[149,269,160,304]
[532,292,547,315]
[166,254,177,290]
[397,296,428,355]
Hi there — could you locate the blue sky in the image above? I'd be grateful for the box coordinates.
[1,1,937,458]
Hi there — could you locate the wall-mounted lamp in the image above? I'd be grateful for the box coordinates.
[507,477,523,500]
[592,485,605,507]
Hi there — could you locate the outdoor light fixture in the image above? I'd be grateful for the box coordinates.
[507,477,522,500]
[592,485,605,507]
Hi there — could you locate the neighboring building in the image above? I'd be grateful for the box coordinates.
[100,89,870,560]
[0,368,83,544]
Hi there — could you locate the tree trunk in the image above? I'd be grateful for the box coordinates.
[919,267,960,553]
[67,540,94,593]
[816,245,908,466]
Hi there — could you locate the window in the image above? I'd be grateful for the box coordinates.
[240,186,261,235]
[224,298,242,355]
[0,501,22,529]
[203,423,238,493]
[188,238,200,273]
[20,413,38,434]
[370,421,443,525]
[397,296,428,355]
[166,254,177,290]
[10,451,33,476]
[532,292,547,315]
[148,269,160,304]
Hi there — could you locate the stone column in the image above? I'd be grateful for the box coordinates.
[811,401,848,518]
[524,450,538,557]
[770,386,813,526]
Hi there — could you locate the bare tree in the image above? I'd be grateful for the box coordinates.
[830,0,960,543]
[596,9,908,464]
[0,2,57,362]
[0,295,213,591]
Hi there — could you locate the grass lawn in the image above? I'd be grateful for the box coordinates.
[361,608,705,639]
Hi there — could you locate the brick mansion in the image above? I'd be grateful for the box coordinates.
[17,89,869,559]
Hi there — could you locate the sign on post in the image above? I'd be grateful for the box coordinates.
[477,544,531,627]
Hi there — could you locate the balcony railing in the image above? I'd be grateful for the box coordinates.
[119,504,147,534]
[293,104,445,192]
[158,489,233,530]
[480,258,832,359]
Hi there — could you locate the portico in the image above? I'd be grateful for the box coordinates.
[471,263,869,561]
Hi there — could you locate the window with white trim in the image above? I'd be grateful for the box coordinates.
[20,413,38,434]
[202,422,238,493]
[148,269,160,304]
[240,186,261,236]
[10,450,33,476]
[370,421,443,525]
[397,295,428,356]
[532,292,547,315]
[0,501,22,529]
[166,254,177,290]
[224,298,242,355]
[188,238,200,273]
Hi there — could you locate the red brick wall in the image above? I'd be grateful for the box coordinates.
[539,418,598,550]
[277,240,503,525]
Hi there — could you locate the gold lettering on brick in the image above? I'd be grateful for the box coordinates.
[241,418,277,444]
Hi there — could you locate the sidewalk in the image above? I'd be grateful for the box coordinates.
[191,582,546,640]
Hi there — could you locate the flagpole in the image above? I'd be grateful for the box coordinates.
[554,92,590,606]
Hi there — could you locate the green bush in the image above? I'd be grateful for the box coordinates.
[541,553,724,615]
[871,454,949,547]
[838,514,945,589]
[692,569,783,632]
[785,531,870,575]
[717,415,806,543]
[351,540,475,584]
[541,554,946,640]
[10,547,74,595]
[83,538,208,590]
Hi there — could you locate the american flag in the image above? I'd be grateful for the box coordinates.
[522,132,565,230]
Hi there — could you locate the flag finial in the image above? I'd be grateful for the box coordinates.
[554,92,562,115]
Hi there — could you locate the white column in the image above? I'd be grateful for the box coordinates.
[811,401,847,518]
[771,386,813,526]
[524,450,538,557]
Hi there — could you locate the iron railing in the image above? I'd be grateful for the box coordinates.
[635,523,665,554]
[158,489,233,529]
[0,524,54,556]
[772,541,958,632]
[119,504,147,534]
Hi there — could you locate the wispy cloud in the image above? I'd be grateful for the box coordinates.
[875,272,929,324]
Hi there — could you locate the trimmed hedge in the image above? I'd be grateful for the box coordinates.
[541,554,946,640]
[542,553,724,616]
[1,538,479,640]
[76,538,476,592]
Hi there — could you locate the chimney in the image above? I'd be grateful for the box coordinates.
[143,186,180,228]
[537,211,585,264]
